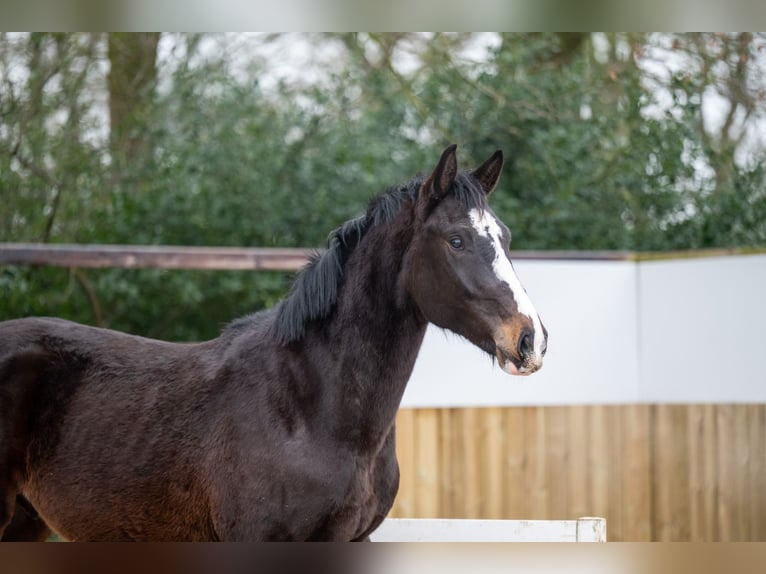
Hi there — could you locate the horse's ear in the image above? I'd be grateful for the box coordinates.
[472,149,504,196]
[419,144,458,216]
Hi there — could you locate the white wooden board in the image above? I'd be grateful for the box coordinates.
[370,517,606,542]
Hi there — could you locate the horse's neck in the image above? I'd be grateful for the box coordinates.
[311,216,426,451]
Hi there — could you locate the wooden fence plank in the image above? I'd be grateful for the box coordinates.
[414,409,440,517]
[587,405,609,527]
[605,406,624,540]
[750,405,766,540]
[702,404,719,541]
[527,407,548,519]
[391,409,416,517]
[717,405,734,541]
[481,407,505,519]
[546,407,568,519]
[734,405,750,540]
[461,408,481,518]
[688,404,704,541]
[438,409,455,517]
[449,409,467,518]
[504,407,526,519]
[623,405,651,541]
[567,406,588,521]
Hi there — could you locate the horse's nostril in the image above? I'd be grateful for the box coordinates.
[517,329,533,359]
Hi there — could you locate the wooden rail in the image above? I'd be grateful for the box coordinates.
[0,243,635,270]
[0,243,314,271]
[3,243,764,271]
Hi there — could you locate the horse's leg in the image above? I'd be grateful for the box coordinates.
[1,496,51,541]
[0,485,14,537]
[0,410,21,538]
[0,434,23,539]
[0,350,45,540]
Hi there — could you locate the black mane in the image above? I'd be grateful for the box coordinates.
[262,171,488,344]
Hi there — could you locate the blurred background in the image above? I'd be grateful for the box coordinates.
[1,32,765,541]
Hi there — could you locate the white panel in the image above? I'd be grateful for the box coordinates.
[638,255,766,403]
[401,260,640,407]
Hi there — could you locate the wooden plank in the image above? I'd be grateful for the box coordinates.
[717,405,734,541]
[622,404,651,541]
[672,405,691,540]
[438,409,456,517]
[587,405,609,526]
[414,409,440,517]
[480,407,505,519]
[449,409,467,518]
[652,404,671,541]
[653,405,691,541]
[702,404,719,541]
[546,406,568,519]
[504,407,526,519]
[734,405,750,540]
[526,407,548,519]
[751,405,766,540]
[605,406,624,541]
[566,406,589,521]
[688,404,704,541]
[461,408,481,518]
[370,517,607,542]
[391,409,416,517]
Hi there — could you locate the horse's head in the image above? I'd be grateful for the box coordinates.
[407,144,547,376]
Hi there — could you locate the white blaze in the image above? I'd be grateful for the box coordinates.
[468,208,545,361]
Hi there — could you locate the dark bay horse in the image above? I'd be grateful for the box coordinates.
[0,145,547,541]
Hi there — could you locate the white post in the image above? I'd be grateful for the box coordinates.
[575,517,607,542]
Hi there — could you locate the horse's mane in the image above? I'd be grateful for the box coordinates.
[231,171,488,345]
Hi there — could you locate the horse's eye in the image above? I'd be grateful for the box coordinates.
[449,237,463,250]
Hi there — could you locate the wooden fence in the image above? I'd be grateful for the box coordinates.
[389,404,766,541]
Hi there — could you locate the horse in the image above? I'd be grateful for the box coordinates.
[0,145,547,541]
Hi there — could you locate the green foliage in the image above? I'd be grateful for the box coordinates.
[1,33,764,340]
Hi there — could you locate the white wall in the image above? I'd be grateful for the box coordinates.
[401,254,766,407]
[639,255,766,403]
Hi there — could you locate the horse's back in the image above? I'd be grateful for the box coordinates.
[0,316,200,419]
[1,315,189,355]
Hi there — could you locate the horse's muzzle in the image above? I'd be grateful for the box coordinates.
[494,324,546,376]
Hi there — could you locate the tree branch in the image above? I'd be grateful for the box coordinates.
[71,267,104,326]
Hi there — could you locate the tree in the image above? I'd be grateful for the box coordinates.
[108,33,161,176]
